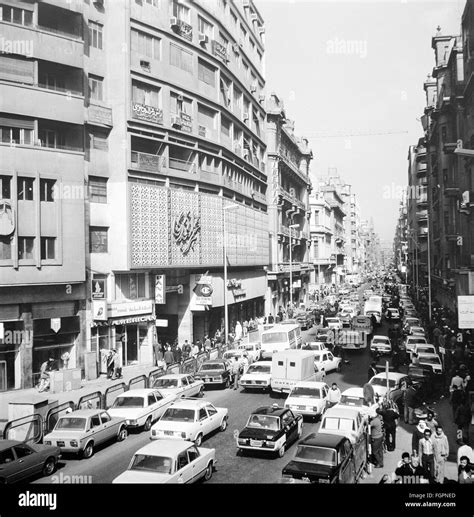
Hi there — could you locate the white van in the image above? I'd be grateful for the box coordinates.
[260,324,302,359]
[270,350,317,393]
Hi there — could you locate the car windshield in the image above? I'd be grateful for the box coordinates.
[239,344,255,351]
[416,347,434,354]
[262,333,287,344]
[373,338,388,344]
[302,343,322,351]
[370,378,396,388]
[290,387,321,398]
[129,454,173,474]
[340,395,364,407]
[246,364,271,374]
[295,445,336,466]
[154,378,179,388]
[199,364,223,371]
[161,408,195,422]
[246,414,280,431]
[55,417,87,430]
[112,396,144,408]
[419,356,441,365]
[408,338,426,344]
[322,417,355,432]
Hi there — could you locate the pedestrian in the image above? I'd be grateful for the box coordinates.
[235,321,243,341]
[232,356,241,390]
[106,350,115,379]
[418,429,435,481]
[394,452,413,482]
[377,403,399,452]
[433,326,442,349]
[404,384,418,425]
[164,346,174,366]
[192,342,200,358]
[396,454,429,484]
[454,397,472,445]
[433,425,449,484]
[457,439,474,466]
[242,320,249,337]
[370,413,384,468]
[450,370,467,392]
[458,456,474,484]
[112,349,122,379]
[412,419,428,455]
[327,383,341,407]
[450,385,465,420]
[268,313,274,324]
[173,345,182,364]
[153,340,163,367]
[204,335,212,350]
[425,410,438,434]
[368,361,378,382]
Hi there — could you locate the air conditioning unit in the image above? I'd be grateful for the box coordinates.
[258,94,265,103]
[171,115,182,127]
[243,112,249,122]
[140,60,151,71]
[250,84,257,93]
[232,43,240,53]
[198,33,209,45]
[170,17,179,28]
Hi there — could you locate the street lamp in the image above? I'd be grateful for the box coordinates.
[289,223,300,308]
[222,203,239,346]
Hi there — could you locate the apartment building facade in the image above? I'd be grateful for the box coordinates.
[265,93,312,313]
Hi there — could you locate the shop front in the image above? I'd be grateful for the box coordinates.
[0,320,24,391]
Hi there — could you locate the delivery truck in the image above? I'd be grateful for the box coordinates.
[270,350,317,394]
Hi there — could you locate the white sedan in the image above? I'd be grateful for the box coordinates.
[368,372,411,399]
[112,440,215,484]
[108,389,177,431]
[336,387,379,421]
[370,336,392,355]
[150,399,228,447]
[409,326,426,336]
[152,374,204,398]
[313,351,342,374]
[301,342,327,353]
[237,342,261,362]
[326,318,343,330]
[404,336,428,353]
[239,361,272,390]
[284,381,330,419]
[417,353,443,374]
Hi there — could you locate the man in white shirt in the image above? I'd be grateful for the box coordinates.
[418,429,435,480]
[327,383,342,407]
[457,440,474,465]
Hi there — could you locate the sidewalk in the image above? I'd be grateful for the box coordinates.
[0,363,159,432]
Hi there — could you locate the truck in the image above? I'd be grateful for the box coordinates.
[364,299,382,325]
[270,350,317,394]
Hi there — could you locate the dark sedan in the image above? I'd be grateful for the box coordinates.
[195,360,232,389]
[0,439,61,484]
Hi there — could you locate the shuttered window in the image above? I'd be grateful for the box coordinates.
[132,82,159,107]
[89,176,107,203]
[197,104,216,130]
[0,115,34,130]
[131,29,161,59]
[198,59,215,86]
[0,55,34,84]
[170,44,193,73]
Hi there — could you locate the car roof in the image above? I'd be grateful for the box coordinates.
[59,409,103,417]
[169,399,211,410]
[372,372,407,380]
[134,439,194,457]
[0,439,24,451]
[252,405,287,417]
[117,389,160,397]
[292,381,328,389]
[341,387,364,397]
[372,335,389,340]
[418,352,439,358]
[263,323,299,332]
[323,406,361,418]
[299,432,346,448]
[158,374,189,379]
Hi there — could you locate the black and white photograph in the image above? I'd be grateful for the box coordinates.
[0,0,473,514]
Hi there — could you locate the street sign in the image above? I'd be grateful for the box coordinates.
[155,275,166,304]
[91,278,105,299]
[51,318,61,333]
[458,295,474,329]
[92,300,107,321]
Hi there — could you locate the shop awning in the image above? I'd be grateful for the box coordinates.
[92,315,156,327]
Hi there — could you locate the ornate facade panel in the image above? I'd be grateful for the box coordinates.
[170,190,201,266]
[200,193,223,266]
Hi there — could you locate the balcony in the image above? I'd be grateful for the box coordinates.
[131,151,163,173]
[131,102,163,125]
[311,224,332,235]
[87,104,113,128]
[417,163,427,175]
[416,195,428,206]
[278,226,299,239]
[170,18,193,41]
[252,191,266,203]
[167,156,197,174]
[416,210,428,222]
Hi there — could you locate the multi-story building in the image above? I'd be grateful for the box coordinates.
[266,93,312,313]
[348,192,363,273]
[393,196,409,279]
[0,0,87,390]
[86,0,269,372]
[360,219,380,273]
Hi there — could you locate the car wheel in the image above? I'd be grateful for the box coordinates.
[337,362,342,373]
[225,378,230,389]
[82,441,94,459]
[277,443,286,458]
[117,426,128,442]
[194,433,203,447]
[41,457,56,477]
[143,417,152,432]
[198,386,205,398]
[220,417,228,432]
[203,461,213,481]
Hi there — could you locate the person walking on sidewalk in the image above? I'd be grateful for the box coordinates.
[164,345,174,367]
[412,420,427,456]
[454,396,472,445]
[403,384,418,425]
[418,429,435,481]
[433,425,449,484]
[377,403,399,452]
[232,356,242,390]
[370,413,384,468]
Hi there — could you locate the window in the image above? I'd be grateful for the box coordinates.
[115,273,146,300]
[89,75,104,102]
[144,0,158,5]
[0,126,33,145]
[199,408,207,421]
[89,21,103,49]
[240,24,247,43]
[18,177,34,201]
[206,405,217,416]
[13,445,32,458]
[40,179,56,202]
[0,176,10,199]
[100,412,111,423]
[18,237,34,260]
[197,104,216,131]
[90,415,101,428]
[91,130,108,150]
[90,227,108,253]
[40,237,55,260]
[131,29,161,60]
[198,16,213,38]
[198,59,216,86]
[0,236,11,260]
[172,0,190,22]
[38,129,65,149]
[132,81,160,107]
[221,115,231,139]
[177,452,189,470]
[219,76,231,106]
[170,44,193,73]
[314,210,320,225]
[148,394,157,406]
[187,446,199,462]
[230,10,238,28]
[233,87,242,113]
[89,176,107,203]
[0,5,33,26]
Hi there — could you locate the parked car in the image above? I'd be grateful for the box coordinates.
[385,308,400,321]
[236,405,303,458]
[281,433,367,484]
[409,326,426,337]
[300,341,327,353]
[319,406,368,445]
[112,440,215,484]
[43,409,127,459]
[284,381,330,420]
[417,353,443,374]
[336,387,378,421]
[313,351,342,374]
[237,342,262,362]
[412,344,437,356]
[0,439,61,484]
[152,374,205,398]
[194,360,232,389]
[108,389,177,431]
[239,361,272,391]
[222,349,251,367]
[150,399,228,447]
[326,317,343,330]
[368,372,412,399]
[403,336,428,353]
[370,335,392,355]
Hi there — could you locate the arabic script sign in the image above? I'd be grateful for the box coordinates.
[173,211,201,255]
[132,102,163,124]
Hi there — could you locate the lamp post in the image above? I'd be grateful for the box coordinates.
[222,203,239,346]
[289,223,300,308]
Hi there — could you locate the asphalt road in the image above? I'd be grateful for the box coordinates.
[34,285,386,484]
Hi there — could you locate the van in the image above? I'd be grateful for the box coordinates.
[352,315,373,337]
[260,324,302,359]
[270,350,316,393]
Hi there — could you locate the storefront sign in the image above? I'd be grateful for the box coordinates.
[91,278,106,300]
[155,319,168,327]
[108,300,153,318]
[172,211,201,255]
[458,295,474,329]
[92,300,107,321]
[110,315,155,325]
[51,318,61,333]
[180,112,192,132]
[155,275,166,304]
[194,274,213,306]
[132,102,163,124]
[232,288,246,298]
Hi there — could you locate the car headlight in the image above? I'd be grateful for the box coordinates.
[238,438,246,445]
[70,440,78,447]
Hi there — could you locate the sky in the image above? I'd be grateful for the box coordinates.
[258,0,466,243]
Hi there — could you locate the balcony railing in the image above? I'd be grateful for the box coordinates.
[168,156,197,173]
[131,151,163,172]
